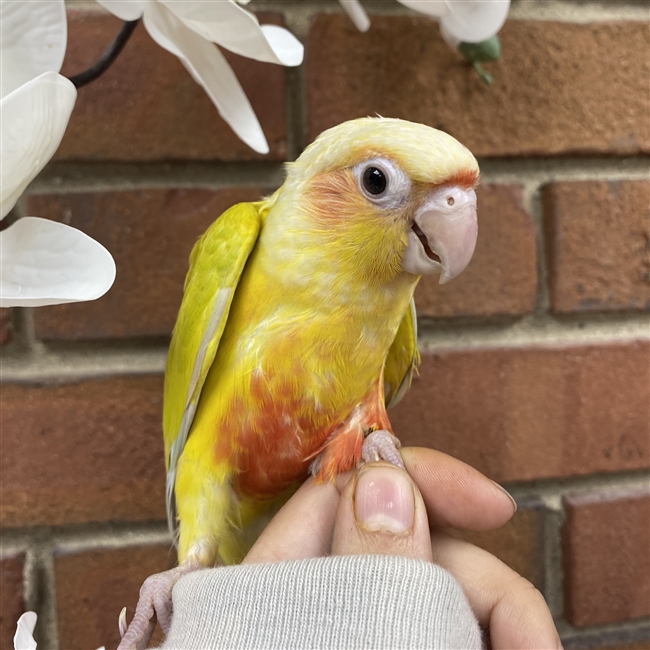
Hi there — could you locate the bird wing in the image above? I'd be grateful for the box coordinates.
[384,297,420,409]
[163,201,262,533]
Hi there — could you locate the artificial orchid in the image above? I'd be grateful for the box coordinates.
[340,0,510,45]
[13,612,37,650]
[96,0,304,154]
[0,0,116,308]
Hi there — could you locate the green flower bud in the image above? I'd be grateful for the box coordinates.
[459,36,501,63]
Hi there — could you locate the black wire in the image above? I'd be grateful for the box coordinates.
[68,19,140,89]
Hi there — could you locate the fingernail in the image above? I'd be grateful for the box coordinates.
[490,480,517,514]
[355,466,415,534]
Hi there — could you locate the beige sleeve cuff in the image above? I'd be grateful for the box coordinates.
[160,554,483,649]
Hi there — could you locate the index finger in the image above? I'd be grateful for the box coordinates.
[244,447,515,564]
[243,477,342,564]
[402,447,516,530]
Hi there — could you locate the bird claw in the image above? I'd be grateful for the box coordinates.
[118,607,128,638]
[361,429,404,469]
[117,564,197,650]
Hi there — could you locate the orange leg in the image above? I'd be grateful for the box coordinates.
[311,418,365,483]
[310,380,401,483]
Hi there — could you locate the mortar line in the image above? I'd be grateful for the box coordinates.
[30,539,60,650]
[478,157,649,185]
[284,66,301,162]
[1,312,648,382]
[9,308,39,352]
[250,0,650,22]
[560,616,650,648]
[293,44,310,156]
[22,546,39,613]
[3,200,37,355]
[416,313,649,351]
[540,494,566,619]
[26,155,649,195]
[558,617,650,650]
[0,346,168,383]
[280,4,313,154]
[52,528,174,555]
[2,471,647,552]
[504,469,649,500]
[508,0,650,22]
[0,521,172,551]
[28,162,287,195]
[523,178,552,315]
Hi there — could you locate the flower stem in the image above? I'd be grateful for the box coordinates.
[473,62,494,86]
[68,19,140,89]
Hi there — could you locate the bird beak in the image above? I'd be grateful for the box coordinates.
[402,186,478,284]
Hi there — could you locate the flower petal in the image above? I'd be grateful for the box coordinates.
[339,0,371,32]
[0,0,67,98]
[0,217,116,308]
[143,2,269,153]
[397,0,449,19]
[0,72,76,220]
[13,611,37,650]
[160,1,303,66]
[95,0,146,21]
[258,25,305,67]
[442,0,510,43]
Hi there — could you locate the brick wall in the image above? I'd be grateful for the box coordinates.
[1,1,648,648]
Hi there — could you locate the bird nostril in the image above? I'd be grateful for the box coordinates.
[447,196,455,206]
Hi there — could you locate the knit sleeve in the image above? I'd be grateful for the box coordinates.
[160,554,483,649]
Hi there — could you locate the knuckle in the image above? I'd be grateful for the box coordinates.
[358,528,419,557]
[511,574,547,605]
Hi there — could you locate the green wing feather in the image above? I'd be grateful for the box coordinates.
[384,298,420,409]
[163,202,262,532]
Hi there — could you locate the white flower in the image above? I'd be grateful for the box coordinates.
[96,0,304,154]
[14,612,37,650]
[340,0,510,44]
[0,0,116,307]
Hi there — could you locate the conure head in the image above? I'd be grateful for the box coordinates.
[281,117,479,285]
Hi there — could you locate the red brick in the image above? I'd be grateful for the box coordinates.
[451,498,545,589]
[563,488,650,626]
[307,16,649,157]
[30,183,535,338]
[391,341,650,482]
[415,184,537,318]
[0,376,166,527]
[0,309,11,345]
[58,9,288,161]
[545,181,650,313]
[55,544,175,650]
[0,553,25,650]
[28,187,268,340]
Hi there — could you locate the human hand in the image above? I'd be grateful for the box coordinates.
[243,447,561,650]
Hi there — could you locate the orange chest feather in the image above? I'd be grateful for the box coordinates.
[210,331,391,499]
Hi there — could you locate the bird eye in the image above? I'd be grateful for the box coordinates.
[354,157,410,208]
[362,166,387,196]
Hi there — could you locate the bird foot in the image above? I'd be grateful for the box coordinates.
[117,562,198,650]
[361,429,404,469]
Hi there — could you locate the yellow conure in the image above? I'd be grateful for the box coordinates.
[118,117,479,649]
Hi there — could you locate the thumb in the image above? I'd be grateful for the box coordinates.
[332,462,433,561]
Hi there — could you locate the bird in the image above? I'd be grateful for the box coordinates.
[118,117,479,649]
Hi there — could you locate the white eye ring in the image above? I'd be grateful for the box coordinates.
[353,158,411,209]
